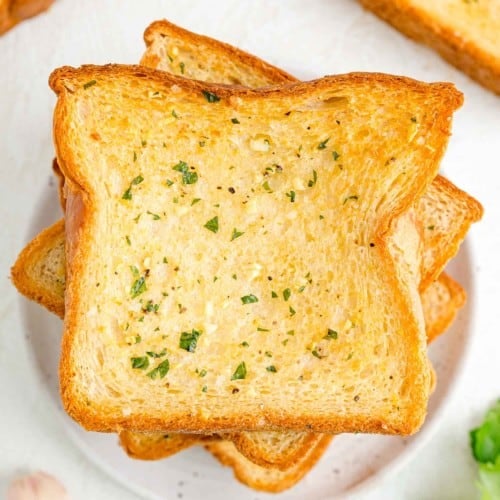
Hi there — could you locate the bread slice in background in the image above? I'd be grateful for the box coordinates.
[51,62,463,434]
[0,0,54,35]
[359,0,500,95]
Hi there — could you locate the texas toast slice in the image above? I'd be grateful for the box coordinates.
[51,64,461,434]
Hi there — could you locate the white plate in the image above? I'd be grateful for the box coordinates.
[21,175,476,500]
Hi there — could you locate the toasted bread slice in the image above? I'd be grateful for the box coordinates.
[418,176,483,290]
[119,430,218,460]
[359,0,500,95]
[50,63,462,434]
[205,436,334,493]
[0,0,54,35]
[422,272,466,343]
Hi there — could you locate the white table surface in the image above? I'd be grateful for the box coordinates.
[1,1,499,499]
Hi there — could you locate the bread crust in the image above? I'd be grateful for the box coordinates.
[359,0,500,95]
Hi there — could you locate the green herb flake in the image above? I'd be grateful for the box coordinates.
[202,90,220,103]
[173,161,198,185]
[319,215,324,220]
[83,80,97,90]
[286,191,296,203]
[146,348,167,358]
[172,109,179,119]
[332,151,340,161]
[282,339,289,346]
[202,385,208,393]
[231,228,244,241]
[287,330,295,336]
[343,195,359,204]
[427,225,435,230]
[283,288,291,301]
[147,359,170,379]
[141,140,147,147]
[134,335,141,344]
[179,329,202,353]
[257,327,270,332]
[122,175,144,200]
[231,118,240,124]
[241,294,258,305]
[265,351,273,357]
[324,329,338,340]
[191,198,201,206]
[298,286,306,293]
[125,235,131,246]
[266,365,277,373]
[179,62,185,74]
[166,179,174,187]
[241,341,249,347]
[199,141,206,147]
[318,137,330,150]
[133,151,137,162]
[143,300,160,313]
[147,210,161,220]
[130,277,147,298]
[163,257,168,264]
[130,265,140,277]
[204,216,219,233]
[232,274,237,280]
[411,116,417,123]
[308,170,318,187]
[231,362,247,380]
[271,291,278,298]
[312,350,325,359]
[262,181,273,193]
[131,356,149,370]
[199,369,207,378]
[289,306,296,316]
[347,352,354,360]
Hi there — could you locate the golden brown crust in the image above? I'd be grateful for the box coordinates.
[423,272,466,343]
[0,0,54,35]
[119,430,218,461]
[205,436,334,493]
[10,219,65,318]
[359,0,500,95]
[229,432,323,471]
[52,158,66,210]
[419,175,483,291]
[142,20,296,85]
[50,64,461,435]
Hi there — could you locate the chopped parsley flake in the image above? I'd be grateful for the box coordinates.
[146,348,167,358]
[241,294,258,305]
[125,235,131,245]
[173,161,198,185]
[191,198,201,206]
[289,306,296,316]
[324,329,338,340]
[202,385,208,392]
[257,327,270,332]
[202,90,220,103]
[262,181,273,193]
[308,170,318,187]
[142,300,160,313]
[141,140,147,147]
[166,179,174,186]
[172,109,179,119]
[122,175,144,200]
[318,137,330,149]
[179,329,202,353]
[332,151,340,161]
[231,228,244,241]
[198,369,207,377]
[231,362,247,380]
[134,335,141,344]
[83,80,97,90]
[427,225,435,230]
[131,356,149,369]
[204,216,219,233]
[266,365,277,373]
[271,291,278,298]
[312,350,325,359]
[147,359,170,379]
[179,62,185,74]
[286,191,296,203]
[265,351,273,357]
[130,277,147,298]
[411,116,417,123]
[231,118,240,124]
[283,288,291,301]
[241,341,249,347]
[287,330,295,336]
[133,151,137,162]
[147,210,160,220]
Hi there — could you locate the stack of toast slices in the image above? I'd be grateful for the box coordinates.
[0,0,54,35]
[11,20,483,493]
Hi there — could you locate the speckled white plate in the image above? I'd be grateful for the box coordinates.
[15,1,479,497]
[21,173,475,500]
